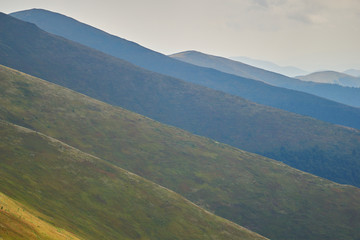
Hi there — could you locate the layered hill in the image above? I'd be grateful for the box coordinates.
[0,121,266,240]
[169,50,360,107]
[9,9,360,127]
[297,71,360,88]
[1,65,360,240]
[1,13,360,188]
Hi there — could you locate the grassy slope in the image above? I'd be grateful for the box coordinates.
[0,65,359,240]
[0,121,266,240]
[0,192,82,240]
[1,13,360,188]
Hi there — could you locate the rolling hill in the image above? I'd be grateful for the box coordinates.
[9,8,360,125]
[0,120,267,240]
[297,71,360,88]
[1,65,360,240]
[169,50,360,107]
[1,13,360,188]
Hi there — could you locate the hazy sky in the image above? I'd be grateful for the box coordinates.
[2,0,360,72]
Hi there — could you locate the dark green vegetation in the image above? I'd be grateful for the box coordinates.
[1,13,360,188]
[170,50,360,107]
[9,9,360,127]
[0,121,266,240]
[1,65,360,240]
[297,71,360,88]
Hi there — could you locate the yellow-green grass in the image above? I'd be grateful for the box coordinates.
[0,65,360,240]
[0,192,81,240]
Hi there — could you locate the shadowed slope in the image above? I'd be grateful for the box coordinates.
[1,65,360,240]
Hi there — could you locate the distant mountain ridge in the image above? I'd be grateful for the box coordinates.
[230,56,309,77]
[9,8,360,128]
[169,50,360,108]
[297,71,360,88]
[2,12,360,189]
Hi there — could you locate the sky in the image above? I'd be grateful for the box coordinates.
[2,0,360,72]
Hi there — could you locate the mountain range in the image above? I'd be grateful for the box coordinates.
[1,64,360,240]
[297,71,360,88]
[9,9,360,125]
[169,50,360,108]
[2,12,360,188]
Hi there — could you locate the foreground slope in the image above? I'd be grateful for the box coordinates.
[1,66,360,240]
[0,192,82,240]
[297,71,360,88]
[2,14,360,188]
[0,121,266,240]
[170,50,360,107]
[9,9,360,126]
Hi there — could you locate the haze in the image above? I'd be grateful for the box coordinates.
[2,0,359,72]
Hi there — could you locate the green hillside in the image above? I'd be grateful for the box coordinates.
[0,121,266,240]
[1,13,360,187]
[1,65,359,240]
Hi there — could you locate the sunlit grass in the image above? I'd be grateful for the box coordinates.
[0,192,81,240]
